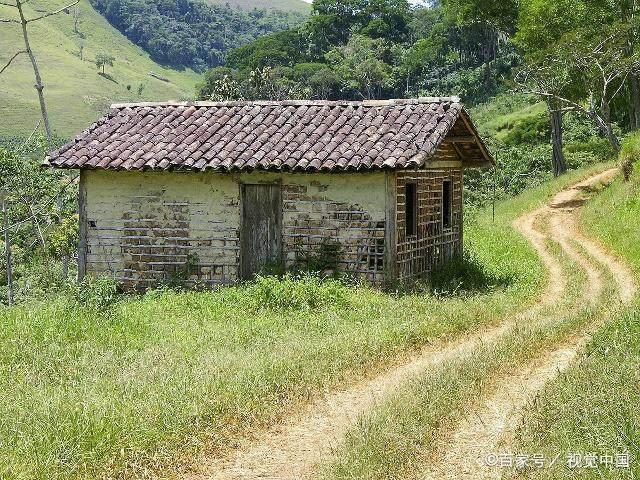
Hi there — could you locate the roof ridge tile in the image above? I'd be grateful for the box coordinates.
[109,97,462,109]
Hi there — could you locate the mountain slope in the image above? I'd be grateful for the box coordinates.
[205,0,311,13]
[0,0,200,139]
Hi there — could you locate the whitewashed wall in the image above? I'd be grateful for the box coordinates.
[81,170,389,289]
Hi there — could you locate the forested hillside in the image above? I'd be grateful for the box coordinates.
[89,0,307,70]
[197,1,520,104]
[205,0,310,13]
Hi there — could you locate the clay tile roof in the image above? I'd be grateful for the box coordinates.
[45,98,493,172]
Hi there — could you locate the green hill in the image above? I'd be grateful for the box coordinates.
[206,0,311,12]
[0,0,200,139]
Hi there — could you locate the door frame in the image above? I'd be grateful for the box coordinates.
[238,180,284,281]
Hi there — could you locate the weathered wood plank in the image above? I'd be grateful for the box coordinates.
[240,183,283,280]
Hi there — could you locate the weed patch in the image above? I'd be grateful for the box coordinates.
[229,274,351,312]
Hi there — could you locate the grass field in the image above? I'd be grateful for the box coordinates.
[0,0,199,139]
[0,267,534,480]
[509,166,640,479]
[471,92,548,144]
[0,162,613,480]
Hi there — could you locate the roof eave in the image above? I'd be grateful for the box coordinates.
[458,108,496,168]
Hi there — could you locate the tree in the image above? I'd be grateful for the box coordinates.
[225,29,308,71]
[0,137,78,292]
[95,53,115,74]
[441,0,518,65]
[307,0,411,54]
[441,0,519,35]
[293,63,340,99]
[196,66,310,101]
[327,35,394,99]
[518,26,639,154]
[515,56,573,175]
[584,0,640,129]
[72,6,80,33]
[0,0,80,150]
[515,0,587,175]
[196,67,243,100]
[47,215,79,280]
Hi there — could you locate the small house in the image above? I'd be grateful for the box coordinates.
[46,98,494,289]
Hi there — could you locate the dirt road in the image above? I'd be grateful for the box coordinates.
[186,168,635,480]
[421,168,636,480]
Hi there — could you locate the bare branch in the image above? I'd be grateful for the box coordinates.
[0,50,26,74]
[611,70,632,102]
[26,0,79,23]
[522,88,589,116]
[15,0,53,148]
[18,120,41,152]
[0,17,18,22]
[0,1,17,6]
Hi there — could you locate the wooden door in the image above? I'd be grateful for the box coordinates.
[240,183,283,280]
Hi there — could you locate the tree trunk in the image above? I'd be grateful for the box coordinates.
[2,198,13,306]
[62,255,69,281]
[16,0,53,150]
[24,199,46,250]
[548,101,567,177]
[629,74,640,130]
[597,101,621,153]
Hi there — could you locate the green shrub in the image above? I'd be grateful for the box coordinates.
[296,240,342,275]
[620,133,640,182]
[565,137,613,156]
[501,113,550,147]
[234,274,351,312]
[67,276,120,310]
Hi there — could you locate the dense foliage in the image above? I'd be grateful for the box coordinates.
[0,137,77,304]
[196,0,519,102]
[89,0,306,70]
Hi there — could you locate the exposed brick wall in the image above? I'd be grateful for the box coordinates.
[282,179,386,284]
[395,168,463,281]
[84,171,240,290]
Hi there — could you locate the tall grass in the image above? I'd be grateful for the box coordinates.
[619,133,640,181]
[512,306,640,479]
[0,272,529,478]
[0,163,613,479]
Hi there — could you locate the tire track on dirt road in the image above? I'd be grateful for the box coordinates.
[420,168,636,480]
[186,317,547,480]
